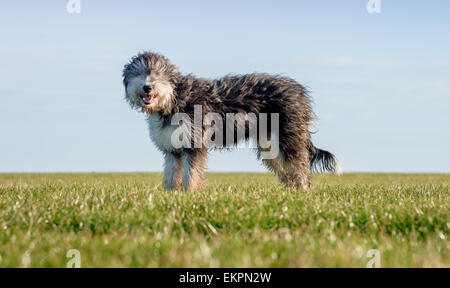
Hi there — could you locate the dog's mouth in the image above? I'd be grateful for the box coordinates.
[140,94,155,105]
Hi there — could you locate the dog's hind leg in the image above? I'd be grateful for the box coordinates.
[164,153,183,190]
[283,147,311,191]
[286,161,310,190]
[261,153,294,188]
[182,148,207,191]
[277,126,312,190]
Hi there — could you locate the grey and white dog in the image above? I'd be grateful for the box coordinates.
[123,51,341,191]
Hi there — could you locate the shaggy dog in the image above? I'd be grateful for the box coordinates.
[123,52,341,191]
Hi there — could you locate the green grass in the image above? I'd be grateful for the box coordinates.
[0,172,448,267]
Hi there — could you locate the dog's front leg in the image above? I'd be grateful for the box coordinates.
[163,152,183,190]
[181,149,207,191]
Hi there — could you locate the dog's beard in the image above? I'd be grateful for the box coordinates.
[141,96,160,114]
[140,91,171,115]
[142,84,174,115]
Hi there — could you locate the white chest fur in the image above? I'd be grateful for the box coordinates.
[147,113,179,153]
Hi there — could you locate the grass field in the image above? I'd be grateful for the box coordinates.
[0,172,448,267]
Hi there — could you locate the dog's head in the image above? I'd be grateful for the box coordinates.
[123,52,180,115]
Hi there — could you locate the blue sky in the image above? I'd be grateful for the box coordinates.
[0,0,449,173]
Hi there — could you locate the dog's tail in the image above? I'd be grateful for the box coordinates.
[308,142,342,175]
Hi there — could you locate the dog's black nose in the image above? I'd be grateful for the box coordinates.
[143,85,151,93]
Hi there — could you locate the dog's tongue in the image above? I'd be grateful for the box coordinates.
[143,95,153,104]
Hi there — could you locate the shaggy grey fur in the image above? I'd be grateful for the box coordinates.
[123,52,340,190]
